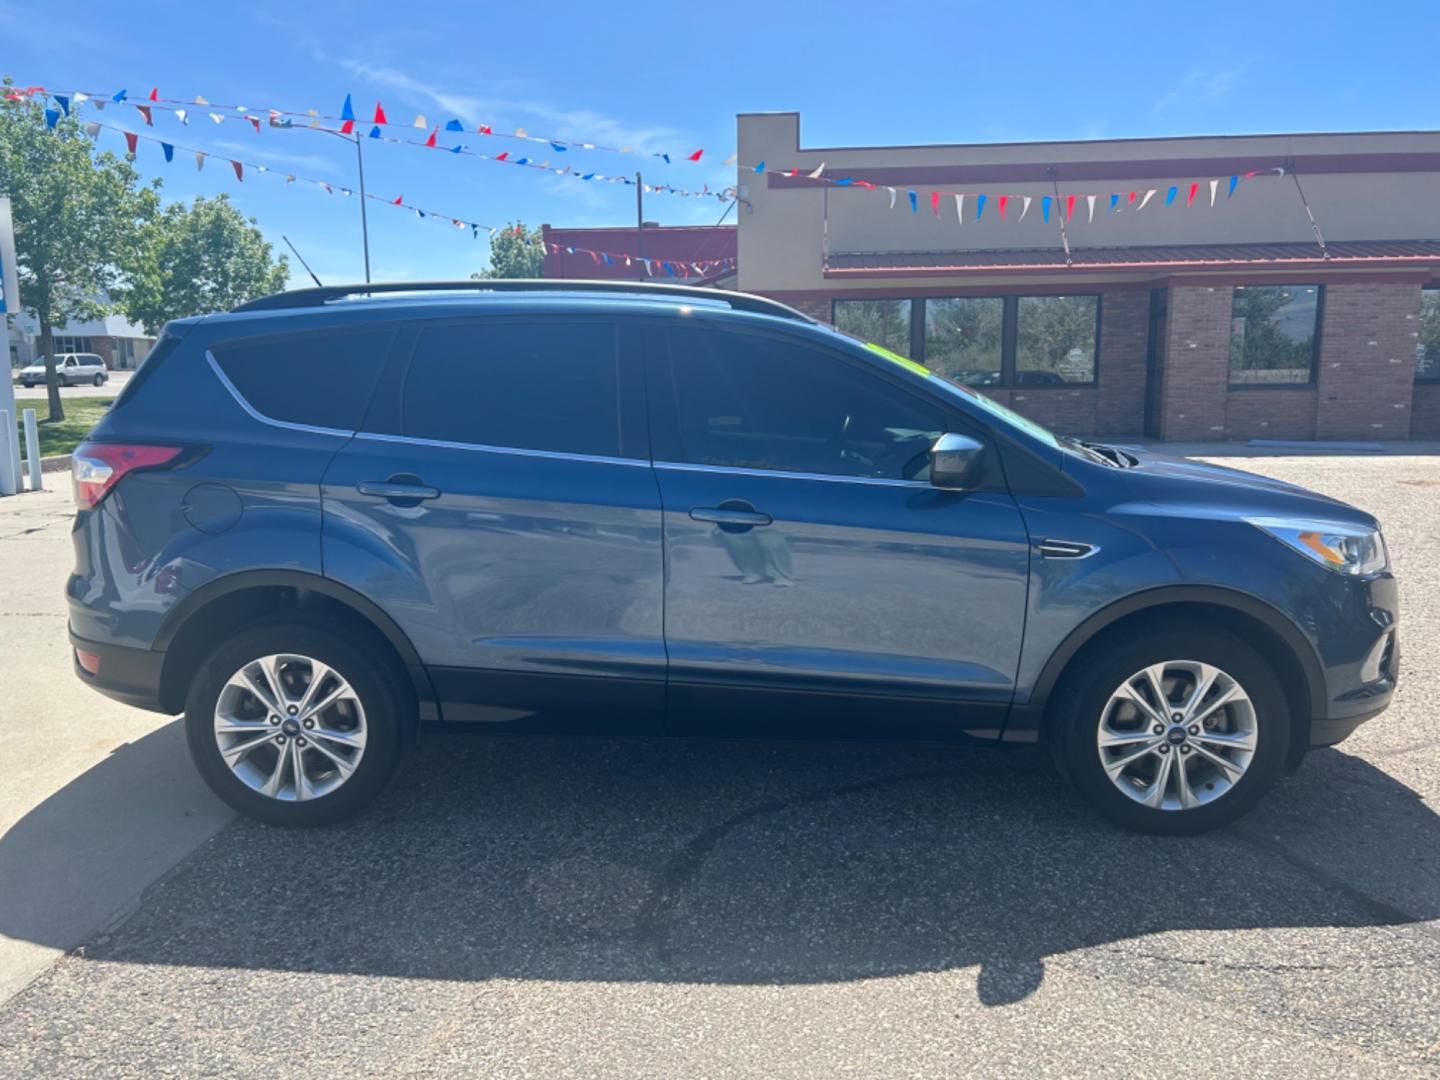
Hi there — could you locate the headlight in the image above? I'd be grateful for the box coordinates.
[1247,517,1388,576]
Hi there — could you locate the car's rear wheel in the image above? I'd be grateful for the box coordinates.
[184,622,407,825]
[1053,628,1290,835]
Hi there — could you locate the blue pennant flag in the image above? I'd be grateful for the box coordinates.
[754,160,765,173]
[908,190,918,212]
[1165,185,1178,205]
[161,142,174,163]
[340,94,355,121]
[112,89,127,103]
[659,153,670,164]
[368,125,381,138]
[977,194,987,219]
[54,95,70,117]
[602,254,613,265]
[1041,195,1051,222]
[445,119,463,132]
[515,157,529,166]
[581,173,595,181]
[550,142,567,152]
[44,107,60,129]
[835,177,853,185]
[1110,193,1120,212]
[1227,175,1238,197]
[449,145,462,153]
[662,260,674,276]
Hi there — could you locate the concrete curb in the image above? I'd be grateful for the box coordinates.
[39,454,71,474]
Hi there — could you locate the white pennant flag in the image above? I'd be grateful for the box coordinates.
[1209,179,1219,207]
[1137,189,1156,210]
[887,186,897,209]
[1086,194,1097,223]
[209,112,224,125]
[74,92,89,103]
[954,192,965,224]
[84,121,100,137]
[1018,195,1032,222]
[195,95,209,106]
[195,152,205,171]
[723,152,737,165]
[413,114,427,129]
[807,161,826,179]
[174,108,188,125]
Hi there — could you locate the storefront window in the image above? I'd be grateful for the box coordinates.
[832,299,912,358]
[1418,288,1440,382]
[1228,285,1321,386]
[1015,295,1099,385]
[924,297,1004,386]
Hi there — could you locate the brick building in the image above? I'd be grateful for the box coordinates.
[735,113,1440,441]
[6,306,154,372]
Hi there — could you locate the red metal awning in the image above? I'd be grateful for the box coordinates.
[823,240,1440,276]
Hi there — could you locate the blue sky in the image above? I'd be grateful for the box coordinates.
[4,1,1436,286]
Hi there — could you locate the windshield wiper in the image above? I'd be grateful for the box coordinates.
[1078,441,1138,468]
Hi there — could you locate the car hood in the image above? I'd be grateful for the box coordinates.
[1102,445,1376,528]
[18,364,46,374]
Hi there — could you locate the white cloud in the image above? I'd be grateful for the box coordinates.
[1153,65,1248,114]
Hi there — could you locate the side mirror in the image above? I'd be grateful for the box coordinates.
[929,433,985,491]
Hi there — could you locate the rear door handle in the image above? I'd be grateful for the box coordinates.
[357,480,441,502]
[690,507,773,528]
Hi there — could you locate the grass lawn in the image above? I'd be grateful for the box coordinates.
[14,398,115,458]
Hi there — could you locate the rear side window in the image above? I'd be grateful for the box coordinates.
[211,329,393,431]
[402,321,622,458]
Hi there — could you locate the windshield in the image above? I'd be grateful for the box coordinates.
[856,338,1117,466]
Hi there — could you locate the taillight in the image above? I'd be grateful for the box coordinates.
[72,442,184,510]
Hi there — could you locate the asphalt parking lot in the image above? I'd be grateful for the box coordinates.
[0,450,1436,1077]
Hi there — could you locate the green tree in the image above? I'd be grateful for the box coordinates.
[0,83,159,421]
[472,222,544,279]
[124,194,288,335]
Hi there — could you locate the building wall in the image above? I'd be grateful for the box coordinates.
[1159,286,1231,440]
[1313,283,1420,439]
[1412,383,1440,436]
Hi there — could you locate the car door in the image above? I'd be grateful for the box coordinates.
[61,356,77,384]
[321,316,665,729]
[649,320,1030,739]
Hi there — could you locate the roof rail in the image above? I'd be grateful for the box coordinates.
[231,279,815,323]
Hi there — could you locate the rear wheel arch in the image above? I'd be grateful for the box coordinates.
[1031,586,1323,765]
[155,570,436,724]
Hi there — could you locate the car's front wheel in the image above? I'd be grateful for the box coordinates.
[1053,627,1290,835]
[184,622,408,826]
[92,373,105,387]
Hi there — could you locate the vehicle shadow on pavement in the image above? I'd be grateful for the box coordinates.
[2,729,1436,1006]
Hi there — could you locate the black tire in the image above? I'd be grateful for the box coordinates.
[184,621,409,826]
[1052,626,1290,835]
[93,373,104,386]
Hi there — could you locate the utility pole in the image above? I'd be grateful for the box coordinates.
[635,171,644,271]
[353,131,372,283]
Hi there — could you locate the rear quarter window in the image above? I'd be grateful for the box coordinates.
[211,328,394,431]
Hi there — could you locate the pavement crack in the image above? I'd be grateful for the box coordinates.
[1108,948,1420,975]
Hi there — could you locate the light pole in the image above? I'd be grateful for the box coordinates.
[281,126,371,284]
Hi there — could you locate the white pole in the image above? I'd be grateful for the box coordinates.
[22,408,41,491]
[0,411,16,496]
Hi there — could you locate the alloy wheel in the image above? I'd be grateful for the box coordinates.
[213,653,368,802]
[1096,660,1258,811]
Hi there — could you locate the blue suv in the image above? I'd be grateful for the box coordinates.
[68,281,1399,833]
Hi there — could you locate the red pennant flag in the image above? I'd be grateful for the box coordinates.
[136,105,153,126]
[930,191,941,218]
[478,124,492,134]
[1186,182,1199,207]
[687,149,703,162]
[373,102,387,125]
[495,151,509,161]
[1127,191,1137,205]
[424,127,437,148]
[123,131,138,155]
[147,87,158,101]
[513,224,524,236]
[231,159,243,181]
[998,194,1009,220]
[1066,195,1076,220]
[248,116,260,134]
[391,194,403,205]
[788,168,798,177]
[340,119,354,135]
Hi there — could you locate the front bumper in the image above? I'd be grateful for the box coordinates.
[1306,571,1399,747]
[70,628,170,714]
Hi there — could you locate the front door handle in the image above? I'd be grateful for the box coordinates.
[357,478,441,504]
[690,505,773,529]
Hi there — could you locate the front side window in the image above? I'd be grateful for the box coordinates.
[832,299,912,358]
[925,297,1004,387]
[1015,295,1099,385]
[1229,285,1321,386]
[668,326,944,481]
[404,322,621,457]
[212,328,394,431]
[1418,288,1440,382]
